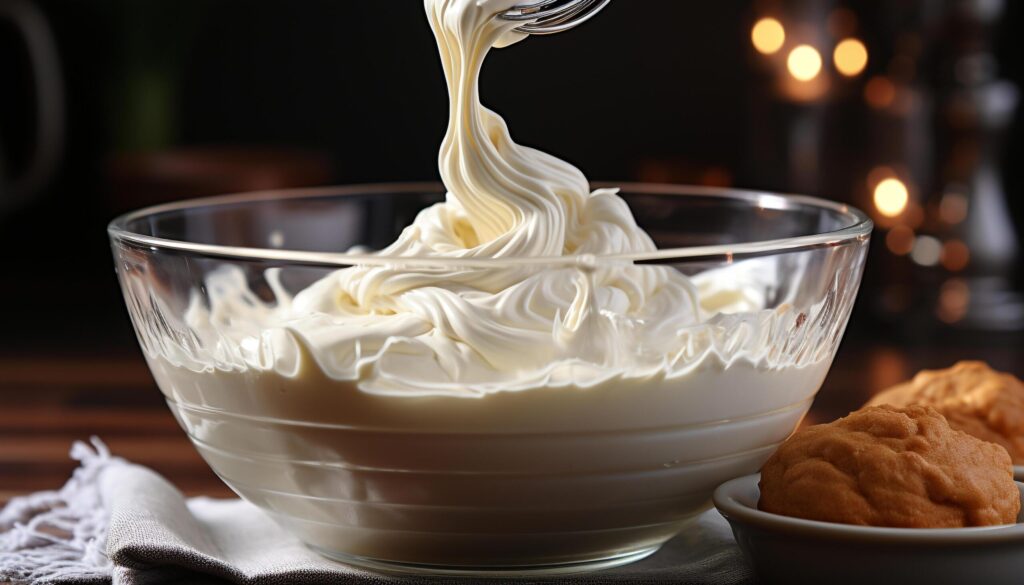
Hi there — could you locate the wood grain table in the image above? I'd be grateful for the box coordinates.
[1,344,1021,503]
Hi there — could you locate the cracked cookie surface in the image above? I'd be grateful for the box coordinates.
[866,361,1024,464]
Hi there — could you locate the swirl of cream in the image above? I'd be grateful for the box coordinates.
[185,0,726,395]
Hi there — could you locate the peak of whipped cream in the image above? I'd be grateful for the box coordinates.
[173,0,812,396]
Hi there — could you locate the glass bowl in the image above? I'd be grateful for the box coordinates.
[108,182,871,576]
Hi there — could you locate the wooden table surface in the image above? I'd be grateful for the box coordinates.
[1,344,1021,503]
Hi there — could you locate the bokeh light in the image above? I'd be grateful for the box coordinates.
[834,38,868,77]
[939,191,969,224]
[937,278,970,323]
[910,235,942,266]
[941,240,970,272]
[885,226,915,256]
[864,76,896,109]
[787,45,822,82]
[873,177,909,217]
[751,18,786,55]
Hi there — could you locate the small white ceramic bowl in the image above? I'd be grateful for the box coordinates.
[714,473,1024,585]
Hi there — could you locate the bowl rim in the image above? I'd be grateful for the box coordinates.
[713,473,1024,545]
[107,181,873,268]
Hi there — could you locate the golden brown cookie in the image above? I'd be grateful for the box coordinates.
[867,361,1024,464]
[759,405,1020,527]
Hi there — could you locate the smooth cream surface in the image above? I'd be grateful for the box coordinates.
[174,0,821,396]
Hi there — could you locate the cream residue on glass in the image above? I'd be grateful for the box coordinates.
[179,0,811,396]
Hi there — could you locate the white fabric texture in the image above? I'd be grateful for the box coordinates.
[0,440,753,584]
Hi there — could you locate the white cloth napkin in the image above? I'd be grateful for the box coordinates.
[0,440,753,585]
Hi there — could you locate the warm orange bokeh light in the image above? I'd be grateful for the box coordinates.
[937,278,970,323]
[751,18,786,55]
[873,177,909,217]
[941,240,971,272]
[885,226,915,256]
[864,76,896,109]
[787,45,822,82]
[939,192,969,224]
[834,38,868,77]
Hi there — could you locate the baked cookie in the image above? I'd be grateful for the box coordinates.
[867,361,1024,464]
[759,405,1019,527]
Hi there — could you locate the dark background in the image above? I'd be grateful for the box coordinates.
[1,0,1023,354]
[0,1,1021,495]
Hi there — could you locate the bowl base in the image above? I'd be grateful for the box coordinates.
[308,544,662,577]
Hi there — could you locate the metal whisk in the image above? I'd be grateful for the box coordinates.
[500,0,611,35]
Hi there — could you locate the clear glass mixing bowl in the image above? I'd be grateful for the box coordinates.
[108,183,871,576]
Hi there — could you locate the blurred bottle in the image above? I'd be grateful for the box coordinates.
[930,0,1022,331]
[0,0,64,217]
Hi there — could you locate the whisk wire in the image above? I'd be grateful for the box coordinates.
[500,0,610,35]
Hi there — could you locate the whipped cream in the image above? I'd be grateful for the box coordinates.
[173,0,820,396]
[131,1,850,568]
